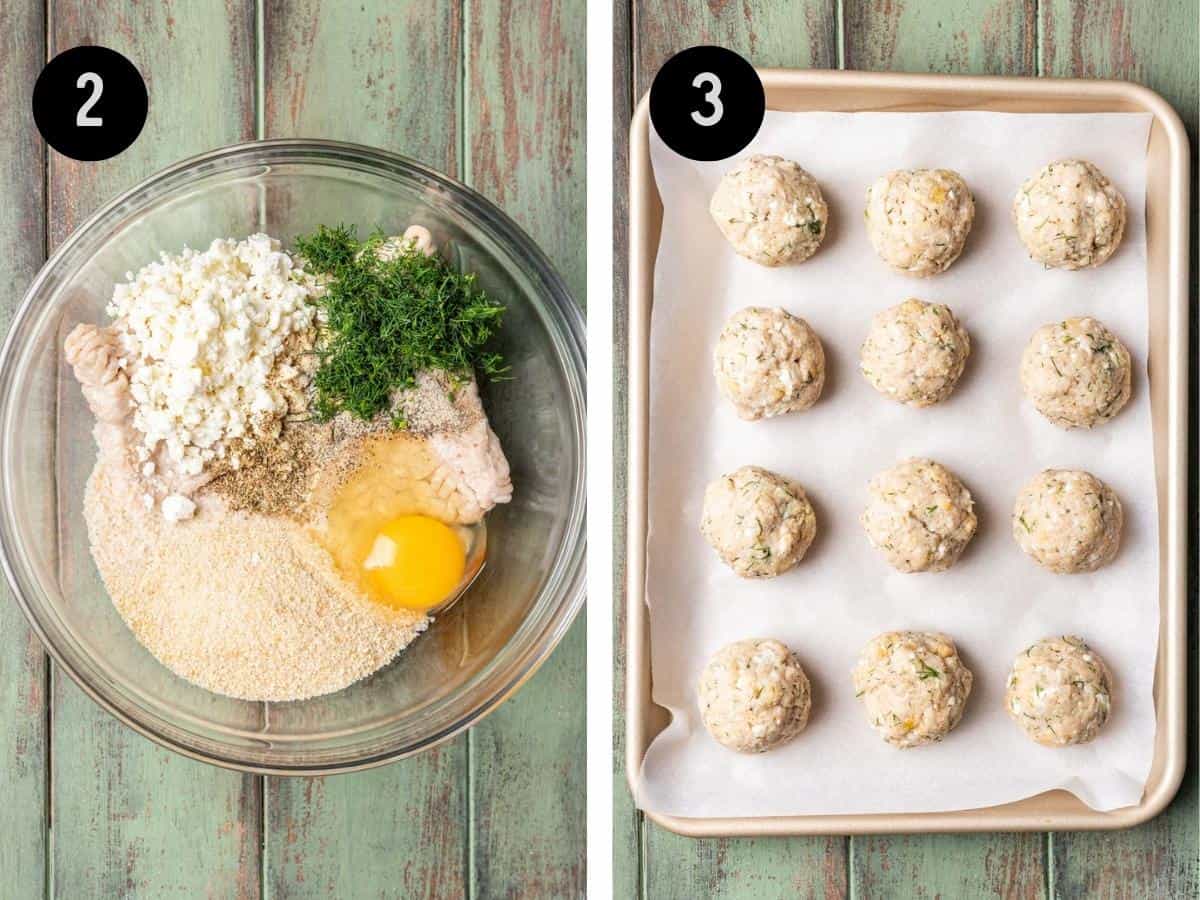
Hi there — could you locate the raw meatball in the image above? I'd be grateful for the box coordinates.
[1020,317,1132,429]
[700,465,817,578]
[1005,636,1113,747]
[860,298,971,407]
[1013,159,1126,269]
[697,638,812,753]
[709,155,829,266]
[713,306,826,420]
[861,459,977,573]
[864,169,975,276]
[852,631,973,748]
[1012,469,1122,573]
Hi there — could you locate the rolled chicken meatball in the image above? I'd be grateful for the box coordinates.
[697,638,812,753]
[1013,469,1122,573]
[861,459,977,573]
[852,631,973,748]
[713,306,825,420]
[1006,636,1113,747]
[1020,317,1131,429]
[1013,159,1126,269]
[709,155,829,266]
[860,298,970,407]
[864,169,975,276]
[700,465,817,578]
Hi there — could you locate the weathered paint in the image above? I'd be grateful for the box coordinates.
[464,1,586,895]
[852,834,1045,899]
[634,0,838,81]
[263,0,462,173]
[266,751,468,899]
[0,1,49,897]
[47,2,263,898]
[844,0,1036,74]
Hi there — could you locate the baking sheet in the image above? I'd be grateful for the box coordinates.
[639,110,1156,818]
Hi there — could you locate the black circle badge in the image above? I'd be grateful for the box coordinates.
[649,46,764,162]
[33,46,148,162]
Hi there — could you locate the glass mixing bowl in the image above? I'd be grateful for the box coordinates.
[0,140,585,774]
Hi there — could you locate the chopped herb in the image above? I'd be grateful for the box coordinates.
[293,224,508,424]
[916,660,941,680]
[806,219,822,236]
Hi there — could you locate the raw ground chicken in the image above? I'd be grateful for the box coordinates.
[852,631,973,748]
[859,298,970,408]
[696,638,811,753]
[860,458,977,573]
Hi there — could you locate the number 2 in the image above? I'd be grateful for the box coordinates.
[690,72,723,127]
[76,72,103,127]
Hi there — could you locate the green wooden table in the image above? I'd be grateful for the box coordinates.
[614,1,1198,897]
[0,2,583,897]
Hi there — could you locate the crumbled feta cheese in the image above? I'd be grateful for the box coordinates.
[161,494,197,523]
[106,233,321,476]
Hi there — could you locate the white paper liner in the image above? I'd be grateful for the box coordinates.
[639,110,1156,818]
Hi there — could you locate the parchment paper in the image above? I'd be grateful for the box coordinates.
[639,111,1156,817]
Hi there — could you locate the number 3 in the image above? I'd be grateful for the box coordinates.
[690,72,723,127]
[76,72,103,127]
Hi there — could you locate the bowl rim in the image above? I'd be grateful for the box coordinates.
[0,137,587,775]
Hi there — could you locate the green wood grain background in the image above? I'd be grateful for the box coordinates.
[614,1,1198,898]
[0,1,584,897]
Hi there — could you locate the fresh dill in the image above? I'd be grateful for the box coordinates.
[294,224,508,424]
[915,660,942,680]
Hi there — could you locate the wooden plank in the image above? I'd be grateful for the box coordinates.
[851,834,1045,899]
[630,2,849,894]
[1041,2,1198,894]
[613,0,642,895]
[468,624,587,898]
[262,0,461,172]
[634,0,838,88]
[0,2,48,897]
[841,3,1050,896]
[1041,0,1199,127]
[644,834,848,900]
[260,3,470,897]
[464,0,587,297]
[844,0,1035,73]
[265,748,467,899]
[48,3,262,897]
[463,1,586,896]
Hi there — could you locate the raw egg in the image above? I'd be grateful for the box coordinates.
[361,515,468,611]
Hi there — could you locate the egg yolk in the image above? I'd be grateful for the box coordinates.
[361,515,466,611]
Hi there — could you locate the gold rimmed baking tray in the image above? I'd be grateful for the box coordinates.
[625,69,1189,835]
